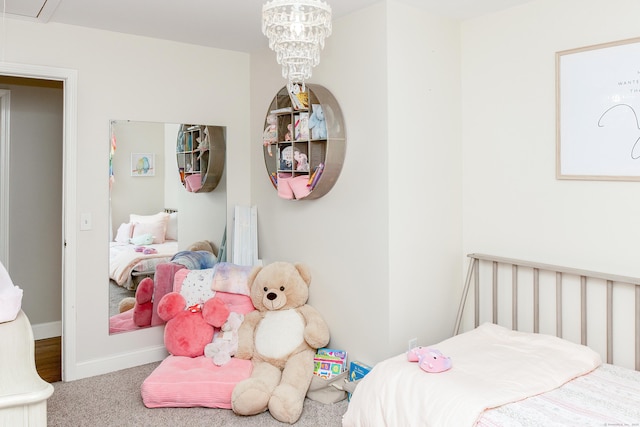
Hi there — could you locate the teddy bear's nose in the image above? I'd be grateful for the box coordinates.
[267,292,277,301]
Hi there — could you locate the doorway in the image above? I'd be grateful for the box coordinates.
[0,62,78,381]
[0,76,63,382]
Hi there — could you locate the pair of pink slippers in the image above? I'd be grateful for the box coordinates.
[134,246,157,254]
[407,346,452,373]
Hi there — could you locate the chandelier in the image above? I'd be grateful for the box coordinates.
[262,0,332,92]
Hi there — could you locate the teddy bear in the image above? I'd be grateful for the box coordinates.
[231,262,330,424]
[308,104,327,139]
[156,291,230,358]
[204,311,244,366]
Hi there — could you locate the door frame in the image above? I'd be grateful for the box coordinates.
[0,89,10,267]
[0,62,78,381]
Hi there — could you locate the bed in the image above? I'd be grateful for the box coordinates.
[342,253,640,426]
[109,210,179,290]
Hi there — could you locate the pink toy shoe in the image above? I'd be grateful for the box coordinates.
[407,346,452,373]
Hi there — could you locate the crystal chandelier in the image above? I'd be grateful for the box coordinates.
[262,0,332,92]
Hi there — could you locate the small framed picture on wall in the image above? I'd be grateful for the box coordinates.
[131,153,155,177]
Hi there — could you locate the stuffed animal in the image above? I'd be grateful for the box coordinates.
[117,276,155,328]
[118,297,135,313]
[263,114,277,156]
[407,346,452,373]
[187,240,216,254]
[204,311,244,366]
[231,262,330,424]
[308,104,327,139]
[294,151,309,172]
[157,292,230,357]
[285,123,293,141]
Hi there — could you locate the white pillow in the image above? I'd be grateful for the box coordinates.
[132,221,166,244]
[130,212,170,225]
[165,212,178,241]
[114,222,134,243]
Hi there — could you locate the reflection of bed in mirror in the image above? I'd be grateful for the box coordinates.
[109,210,179,291]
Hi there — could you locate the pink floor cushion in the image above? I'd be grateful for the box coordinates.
[141,355,252,408]
[109,310,138,334]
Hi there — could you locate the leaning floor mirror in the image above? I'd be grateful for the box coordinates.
[107,120,227,335]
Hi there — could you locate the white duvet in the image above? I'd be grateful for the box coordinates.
[109,241,178,287]
[342,323,601,427]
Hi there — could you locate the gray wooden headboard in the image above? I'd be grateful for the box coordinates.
[454,253,640,370]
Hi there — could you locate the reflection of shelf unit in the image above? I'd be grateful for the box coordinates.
[262,84,346,200]
[176,124,225,193]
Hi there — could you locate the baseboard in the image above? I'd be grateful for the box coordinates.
[68,345,168,381]
[32,320,62,340]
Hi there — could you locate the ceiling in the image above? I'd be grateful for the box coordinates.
[6,0,535,53]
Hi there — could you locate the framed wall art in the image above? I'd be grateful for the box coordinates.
[556,37,640,181]
[130,152,155,177]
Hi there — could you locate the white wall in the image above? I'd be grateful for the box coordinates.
[387,1,462,352]
[250,1,463,365]
[461,0,640,278]
[110,121,166,231]
[461,0,640,367]
[2,18,250,380]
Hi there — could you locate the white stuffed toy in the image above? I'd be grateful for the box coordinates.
[204,312,244,366]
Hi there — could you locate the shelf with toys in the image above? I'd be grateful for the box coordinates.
[262,84,346,200]
[176,124,225,193]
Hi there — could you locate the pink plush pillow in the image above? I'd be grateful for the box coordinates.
[185,174,203,192]
[277,173,294,199]
[141,356,253,408]
[132,221,166,244]
[109,310,137,334]
[289,175,311,199]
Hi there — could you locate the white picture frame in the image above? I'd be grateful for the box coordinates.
[130,152,155,177]
[556,37,640,181]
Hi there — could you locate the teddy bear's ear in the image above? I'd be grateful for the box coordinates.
[294,263,312,286]
[247,265,263,286]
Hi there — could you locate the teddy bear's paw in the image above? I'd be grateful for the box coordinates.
[213,354,231,366]
[231,380,271,416]
[268,384,305,424]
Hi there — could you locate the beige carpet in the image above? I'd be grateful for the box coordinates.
[47,361,348,426]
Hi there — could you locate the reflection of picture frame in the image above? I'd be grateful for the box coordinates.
[557,37,640,181]
[131,153,155,176]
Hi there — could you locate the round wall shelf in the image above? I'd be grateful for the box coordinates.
[176,124,225,193]
[262,84,346,200]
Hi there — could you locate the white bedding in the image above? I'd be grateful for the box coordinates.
[342,323,602,427]
[109,241,178,288]
[477,363,640,426]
